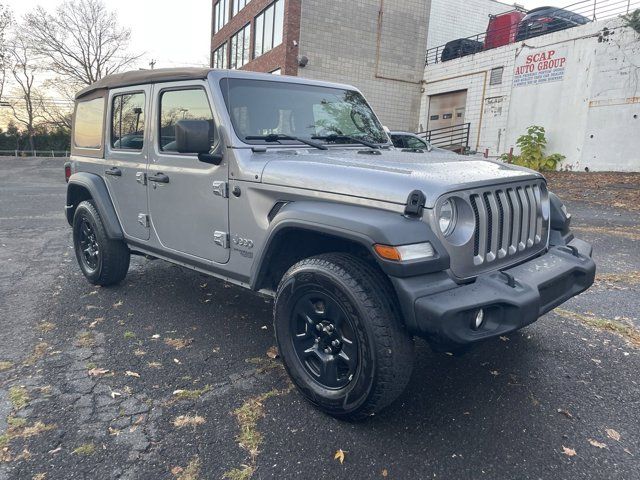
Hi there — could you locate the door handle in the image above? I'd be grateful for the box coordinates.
[148,173,170,184]
[105,167,122,176]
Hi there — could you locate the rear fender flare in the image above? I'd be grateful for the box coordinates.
[66,172,124,240]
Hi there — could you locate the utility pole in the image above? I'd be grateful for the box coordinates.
[149,59,156,70]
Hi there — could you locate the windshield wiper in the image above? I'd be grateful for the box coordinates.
[245,134,328,150]
[311,134,380,149]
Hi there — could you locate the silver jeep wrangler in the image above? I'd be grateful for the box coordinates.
[65,68,595,420]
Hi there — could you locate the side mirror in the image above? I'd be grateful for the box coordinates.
[175,120,223,165]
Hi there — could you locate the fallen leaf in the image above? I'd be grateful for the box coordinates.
[171,466,184,475]
[334,449,346,464]
[261,325,268,330]
[173,390,185,395]
[266,346,279,359]
[151,334,160,339]
[88,368,110,377]
[588,439,607,449]
[499,336,509,341]
[173,358,182,365]
[606,428,621,441]
[110,391,122,399]
[490,370,500,376]
[125,371,140,378]
[382,469,388,477]
[562,446,576,457]
[623,448,633,456]
[113,300,123,308]
[557,408,573,419]
[48,446,62,455]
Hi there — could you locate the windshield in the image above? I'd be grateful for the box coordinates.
[220,78,389,146]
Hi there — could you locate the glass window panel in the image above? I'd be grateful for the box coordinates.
[230,34,238,69]
[111,93,145,150]
[242,25,251,66]
[273,0,284,48]
[159,89,215,152]
[263,4,274,53]
[254,14,264,57]
[74,97,104,149]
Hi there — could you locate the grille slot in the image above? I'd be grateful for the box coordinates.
[471,182,546,267]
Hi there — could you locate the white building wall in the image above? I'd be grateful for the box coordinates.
[298,0,430,131]
[421,18,640,172]
[426,0,514,50]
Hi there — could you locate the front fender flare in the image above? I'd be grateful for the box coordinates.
[66,172,124,240]
[250,201,449,288]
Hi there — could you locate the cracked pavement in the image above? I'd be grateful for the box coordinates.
[0,157,638,479]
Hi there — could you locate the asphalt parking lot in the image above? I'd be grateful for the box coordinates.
[1,157,639,480]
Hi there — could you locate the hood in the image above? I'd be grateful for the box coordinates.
[260,148,542,208]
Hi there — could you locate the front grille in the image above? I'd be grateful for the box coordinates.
[469,183,546,267]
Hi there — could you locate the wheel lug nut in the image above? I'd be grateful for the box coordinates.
[324,347,331,354]
[315,338,320,343]
[315,324,323,331]
[331,340,340,347]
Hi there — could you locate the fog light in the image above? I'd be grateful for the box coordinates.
[473,309,485,330]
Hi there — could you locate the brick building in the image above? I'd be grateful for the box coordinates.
[210,0,429,130]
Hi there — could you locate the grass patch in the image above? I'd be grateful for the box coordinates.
[223,385,293,479]
[38,322,56,333]
[0,361,13,372]
[124,331,136,340]
[24,342,48,366]
[9,386,29,410]
[223,465,255,480]
[72,443,96,455]
[7,417,27,429]
[174,456,201,480]
[75,332,96,348]
[595,271,640,287]
[173,414,206,429]
[164,338,193,350]
[172,385,212,401]
[555,308,640,347]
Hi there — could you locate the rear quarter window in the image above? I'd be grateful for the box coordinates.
[74,97,105,149]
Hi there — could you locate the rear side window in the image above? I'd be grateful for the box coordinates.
[159,89,215,152]
[74,97,105,149]
[111,93,145,150]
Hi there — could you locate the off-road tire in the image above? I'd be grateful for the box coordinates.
[73,200,130,286]
[274,253,414,420]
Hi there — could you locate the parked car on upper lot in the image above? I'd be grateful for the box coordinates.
[440,38,484,62]
[484,10,526,49]
[65,68,595,420]
[389,131,456,155]
[516,6,590,41]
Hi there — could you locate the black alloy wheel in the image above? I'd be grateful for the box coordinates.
[290,291,359,389]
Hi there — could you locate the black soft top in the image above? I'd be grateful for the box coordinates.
[75,68,213,100]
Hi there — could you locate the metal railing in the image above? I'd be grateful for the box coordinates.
[0,150,70,157]
[417,123,471,151]
[426,0,640,65]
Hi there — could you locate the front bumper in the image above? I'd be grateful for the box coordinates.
[393,238,595,347]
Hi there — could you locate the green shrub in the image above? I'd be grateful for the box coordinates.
[502,125,565,172]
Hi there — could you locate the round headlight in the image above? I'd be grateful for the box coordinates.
[439,199,457,237]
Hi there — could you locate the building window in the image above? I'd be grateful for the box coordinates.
[254,0,284,58]
[230,24,251,69]
[490,67,504,85]
[111,93,145,150]
[213,43,227,69]
[213,0,229,34]
[232,0,249,16]
[270,68,281,75]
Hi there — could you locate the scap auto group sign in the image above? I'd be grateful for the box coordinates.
[513,48,568,88]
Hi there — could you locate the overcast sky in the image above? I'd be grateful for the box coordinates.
[2,0,575,72]
[3,0,213,70]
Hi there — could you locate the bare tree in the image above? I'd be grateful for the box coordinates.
[23,0,142,86]
[6,34,45,152]
[0,4,13,104]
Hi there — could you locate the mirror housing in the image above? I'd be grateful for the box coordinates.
[175,119,223,165]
